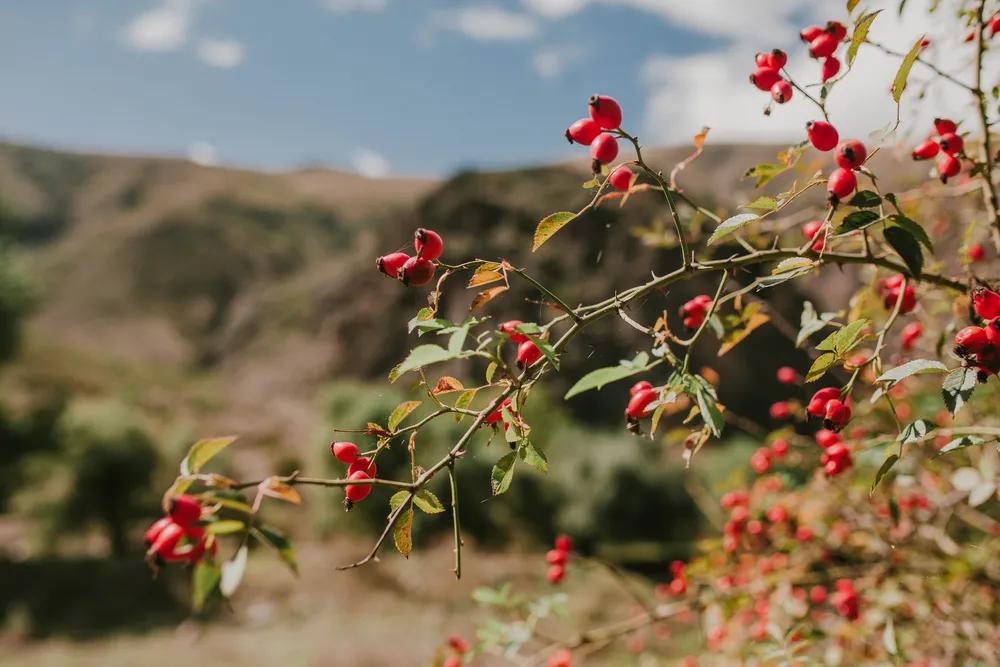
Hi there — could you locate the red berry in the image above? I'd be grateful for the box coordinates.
[835,140,867,170]
[499,320,528,343]
[400,256,436,286]
[485,397,513,426]
[810,585,828,604]
[345,470,373,503]
[807,387,841,417]
[933,117,957,135]
[990,13,1000,37]
[547,563,566,584]
[938,132,964,155]
[823,399,852,431]
[414,228,444,261]
[776,366,798,384]
[827,167,857,203]
[548,648,572,667]
[376,252,410,279]
[144,517,174,546]
[546,548,568,565]
[749,67,782,91]
[969,243,985,262]
[150,520,185,560]
[911,139,940,160]
[771,438,789,457]
[770,80,793,104]
[937,153,961,183]
[755,52,771,67]
[348,456,377,477]
[588,94,622,129]
[331,441,359,464]
[750,448,771,474]
[800,25,823,42]
[809,33,839,58]
[447,636,470,654]
[973,287,1000,319]
[444,657,462,667]
[769,401,791,420]
[554,534,572,552]
[766,505,789,523]
[821,56,841,82]
[901,321,922,351]
[517,340,543,368]
[815,428,841,449]
[565,117,601,145]
[825,20,847,41]
[625,388,657,420]
[630,380,653,396]
[590,133,619,165]
[608,164,635,191]
[169,494,201,526]
[954,325,989,356]
[767,48,787,69]
[806,120,839,151]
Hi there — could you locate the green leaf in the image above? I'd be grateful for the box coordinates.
[899,419,932,444]
[219,545,248,598]
[816,319,869,354]
[876,359,948,384]
[744,162,786,188]
[693,384,724,437]
[206,519,246,535]
[519,440,548,474]
[871,454,899,494]
[707,213,759,245]
[388,400,422,431]
[848,10,881,67]
[485,362,497,384]
[885,223,923,277]
[848,189,882,208]
[454,388,477,421]
[888,214,933,251]
[837,210,880,233]
[744,196,777,211]
[533,211,577,251]
[254,526,298,575]
[805,352,837,383]
[394,508,414,558]
[392,344,462,381]
[491,451,517,495]
[389,490,410,511]
[180,436,238,476]
[192,561,221,611]
[891,36,924,103]
[942,367,977,415]
[412,489,446,514]
[772,257,816,274]
[564,352,653,399]
[938,435,986,455]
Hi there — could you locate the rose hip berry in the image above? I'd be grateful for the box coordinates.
[933,117,957,135]
[769,401,791,420]
[827,167,857,203]
[348,456,377,477]
[808,33,839,58]
[400,256,436,287]
[911,139,940,160]
[331,441,359,464]
[771,80,793,104]
[588,94,622,129]
[377,252,409,278]
[807,387,841,417]
[565,117,601,145]
[973,287,1000,319]
[499,320,529,343]
[625,388,657,420]
[835,139,867,170]
[590,133,619,166]
[901,321,922,351]
[823,398,852,431]
[345,470,373,504]
[969,243,985,262]
[608,164,635,191]
[169,494,202,526]
[800,25,823,42]
[776,366,798,384]
[517,340,543,368]
[937,153,961,183]
[938,132,963,155]
[806,120,839,151]
[414,228,444,261]
[954,325,989,356]
[630,380,653,396]
[547,564,566,584]
[750,67,782,91]
[821,56,841,81]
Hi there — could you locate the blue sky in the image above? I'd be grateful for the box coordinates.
[0,1,971,176]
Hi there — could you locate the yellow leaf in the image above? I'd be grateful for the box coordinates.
[470,286,508,310]
[532,211,576,251]
[468,263,505,288]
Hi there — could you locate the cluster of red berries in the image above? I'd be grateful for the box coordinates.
[442,635,470,667]
[748,49,792,104]
[498,319,543,368]
[768,367,800,421]
[546,534,573,583]
[830,579,860,620]
[953,286,1000,381]
[878,274,917,313]
[800,20,848,81]
[657,560,688,596]
[624,379,657,424]
[814,428,853,476]
[376,228,444,287]
[680,294,712,330]
[911,118,965,183]
[144,494,216,565]
[749,437,789,474]
[564,94,623,173]
[331,441,378,507]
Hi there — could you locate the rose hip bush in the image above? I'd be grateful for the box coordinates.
[146,2,1000,664]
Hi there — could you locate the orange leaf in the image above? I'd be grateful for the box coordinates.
[432,376,465,394]
[471,286,508,310]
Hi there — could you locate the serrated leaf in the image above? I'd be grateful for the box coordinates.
[871,454,899,494]
[848,11,881,67]
[707,213,759,245]
[180,436,238,476]
[519,440,548,474]
[563,352,653,399]
[192,561,221,611]
[805,352,836,383]
[453,388,477,421]
[389,490,410,511]
[394,508,414,557]
[837,209,880,233]
[888,214,933,251]
[471,286,508,310]
[899,419,932,443]
[388,400,422,431]
[745,162,786,188]
[938,435,986,455]
[491,451,517,495]
[219,545,248,598]
[413,489,446,514]
[254,526,298,575]
[533,211,576,251]
[876,359,947,384]
[891,36,924,103]
[432,377,464,394]
[816,319,869,354]
[773,257,816,274]
[393,344,462,380]
[942,367,977,415]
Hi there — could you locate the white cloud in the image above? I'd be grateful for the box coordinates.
[520,0,588,18]
[321,0,387,12]
[427,6,539,41]
[533,45,582,78]
[188,141,219,166]
[123,0,196,52]
[197,38,245,68]
[352,148,391,178]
